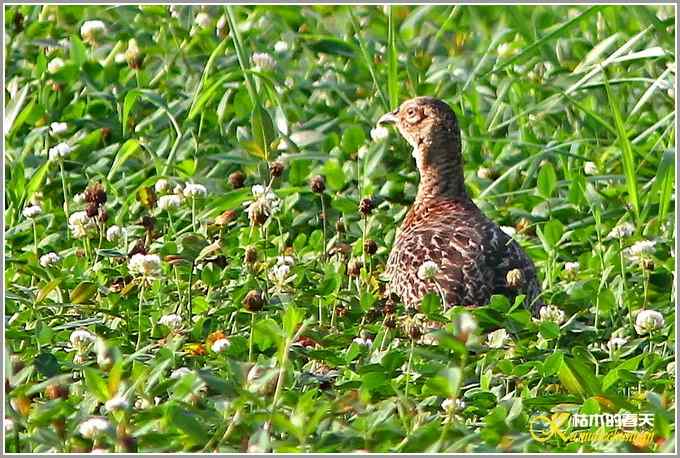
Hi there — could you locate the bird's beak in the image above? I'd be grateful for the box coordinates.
[377,110,399,126]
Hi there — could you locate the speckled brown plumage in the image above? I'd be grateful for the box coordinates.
[378,97,542,311]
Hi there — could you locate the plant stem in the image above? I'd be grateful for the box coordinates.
[59,159,69,239]
[248,312,255,362]
[405,338,415,401]
[320,194,327,262]
[136,284,145,351]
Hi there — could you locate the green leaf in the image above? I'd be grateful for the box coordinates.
[70,34,87,68]
[543,350,564,377]
[282,305,303,338]
[558,356,601,399]
[537,162,557,198]
[426,367,462,399]
[83,367,110,402]
[165,403,205,446]
[107,139,141,181]
[70,281,98,304]
[34,353,59,378]
[36,278,61,304]
[539,321,561,340]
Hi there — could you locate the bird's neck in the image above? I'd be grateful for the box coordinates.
[414,135,467,202]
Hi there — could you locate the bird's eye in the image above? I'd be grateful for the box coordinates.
[406,107,417,117]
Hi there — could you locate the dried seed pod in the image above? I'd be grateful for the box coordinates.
[506,268,524,288]
[363,239,378,256]
[244,246,258,264]
[347,259,362,277]
[84,182,107,206]
[141,215,155,232]
[335,218,345,233]
[45,384,69,400]
[310,175,326,193]
[243,290,264,312]
[269,161,284,178]
[215,209,237,226]
[85,202,99,218]
[359,197,374,216]
[228,171,245,188]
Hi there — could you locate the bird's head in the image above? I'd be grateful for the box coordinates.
[377,96,465,198]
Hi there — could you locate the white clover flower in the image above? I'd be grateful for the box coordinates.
[173,183,184,195]
[183,183,207,198]
[441,398,464,413]
[477,167,494,180]
[155,179,169,194]
[4,418,14,432]
[95,338,112,369]
[564,261,580,273]
[158,194,182,211]
[251,52,276,71]
[159,313,182,331]
[357,145,369,160]
[417,260,440,281]
[486,328,509,348]
[500,226,516,237]
[370,126,390,142]
[73,192,85,204]
[105,225,123,242]
[114,52,126,64]
[80,20,107,45]
[104,396,129,412]
[606,222,635,240]
[538,305,566,325]
[22,205,42,219]
[276,255,294,267]
[584,161,598,175]
[457,312,478,335]
[624,240,657,260]
[39,252,60,267]
[352,336,372,347]
[195,12,211,28]
[68,211,97,238]
[245,185,281,225]
[634,309,664,335]
[216,15,227,36]
[49,121,68,135]
[274,41,289,53]
[125,38,140,62]
[667,361,675,377]
[70,329,96,353]
[607,336,627,352]
[170,367,192,379]
[78,417,110,439]
[47,57,65,74]
[270,263,292,287]
[48,142,72,160]
[211,338,230,353]
[497,42,516,59]
[128,253,162,279]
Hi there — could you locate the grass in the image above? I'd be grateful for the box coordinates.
[3,4,676,453]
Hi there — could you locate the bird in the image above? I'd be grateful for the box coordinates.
[377,96,543,313]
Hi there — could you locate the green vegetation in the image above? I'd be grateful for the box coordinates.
[3,4,675,453]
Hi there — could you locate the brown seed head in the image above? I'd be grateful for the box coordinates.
[359,197,374,216]
[335,218,345,233]
[506,268,524,288]
[84,182,107,206]
[244,246,258,264]
[141,215,155,232]
[310,175,326,193]
[85,202,99,218]
[45,384,69,400]
[347,259,362,277]
[228,171,245,188]
[243,290,264,312]
[215,209,237,226]
[363,239,378,256]
[269,161,285,178]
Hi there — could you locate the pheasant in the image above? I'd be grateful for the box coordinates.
[378,96,543,312]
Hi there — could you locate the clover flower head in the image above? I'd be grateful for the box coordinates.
[128,253,162,279]
[276,255,294,267]
[457,312,478,335]
[170,367,192,379]
[48,57,65,74]
[584,161,598,175]
[183,183,207,198]
[78,417,110,439]
[68,211,97,238]
[195,12,211,28]
[417,260,440,281]
[159,313,182,330]
[486,328,509,348]
[564,261,580,273]
[49,121,68,135]
[4,418,14,433]
[251,52,276,71]
[211,338,230,353]
[538,305,566,325]
[634,309,664,335]
[22,205,42,219]
[155,179,169,194]
[70,329,96,353]
[40,252,60,267]
[49,142,72,160]
[352,336,372,347]
[104,396,129,412]
[274,41,289,53]
[607,335,627,352]
[607,222,635,240]
[624,240,657,261]
[106,225,124,242]
[158,194,182,211]
[80,20,107,45]
[497,42,516,59]
[370,126,390,142]
[245,185,281,225]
